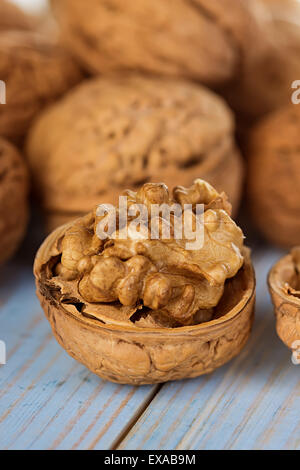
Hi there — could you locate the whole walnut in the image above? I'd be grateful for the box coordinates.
[51,0,270,87]
[0,27,82,141]
[0,0,32,31]
[26,75,244,231]
[0,137,29,264]
[34,179,255,383]
[50,0,300,120]
[248,104,300,248]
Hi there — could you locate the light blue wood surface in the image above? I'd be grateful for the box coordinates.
[0,261,157,450]
[120,248,300,450]
[0,240,299,450]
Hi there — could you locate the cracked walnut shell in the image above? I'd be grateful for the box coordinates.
[34,179,255,384]
[247,105,300,248]
[26,75,244,231]
[0,30,82,141]
[268,248,300,353]
[0,137,29,265]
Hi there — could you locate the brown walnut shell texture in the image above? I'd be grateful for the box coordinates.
[0,137,29,265]
[263,0,300,55]
[268,248,300,351]
[51,0,300,119]
[34,225,255,385]
[222,0,300,119]
[247,104,300,248]
[0,29,82,141]
[26,75,244,231]
[50,0,240,85]
[50,0,273,88]
[0,0,32,31]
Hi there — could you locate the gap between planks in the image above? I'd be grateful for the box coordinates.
[112,384,163,450]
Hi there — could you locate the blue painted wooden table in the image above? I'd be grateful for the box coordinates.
[0,225,299,450]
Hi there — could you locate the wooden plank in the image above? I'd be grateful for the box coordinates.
[0,261,158,450]
[119,247,300,450]
[1,237,299,450]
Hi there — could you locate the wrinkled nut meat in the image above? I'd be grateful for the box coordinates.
[59,180,243,326]
[247,104,300,248]
[0,138,29,265]
[26,75,244,231]
[0,27,81,141]
[268,248,300,352]
[34,180,255,384]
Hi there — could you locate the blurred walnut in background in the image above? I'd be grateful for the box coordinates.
[51,0,239,86]
[0,0,32,31]
[51,0,300,120]
[49,0,272,96]
[26,75,244,231]
[0,137,29,265]
[224,0,300,120]
[0,0,82,142]
[248,104,300,248]
[263,0,300,53]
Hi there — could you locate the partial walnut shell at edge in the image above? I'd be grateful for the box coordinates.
[268,253,300,350]
[34,224,255,385]
[247,104,300,248]
[0,137,29,265]
[0,30,82,141]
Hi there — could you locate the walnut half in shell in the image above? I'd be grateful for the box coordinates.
[34,180,255,384]
[268,248,300,352]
